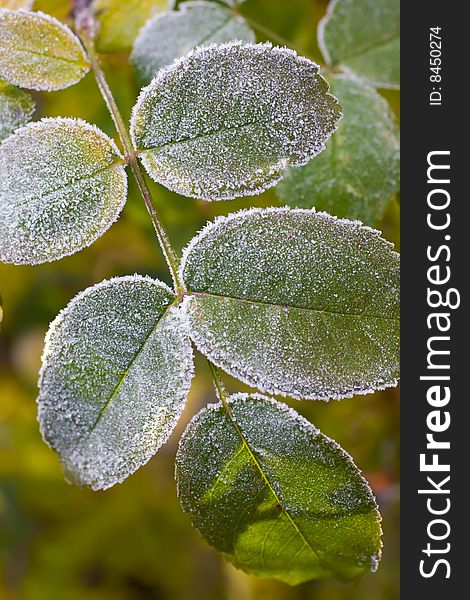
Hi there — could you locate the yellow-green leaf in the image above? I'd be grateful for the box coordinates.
[0,9,90,91]
[93,0,168,53]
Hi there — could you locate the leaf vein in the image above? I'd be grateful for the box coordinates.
[87,301,175,434]
[189,291,399,322]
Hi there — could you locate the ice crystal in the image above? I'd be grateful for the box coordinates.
[180,207,400,400]
[0,117,128,265]
[0,80,35,142]
[130,41,342,200]
[0,9,90,91]
[175,393,382,584]
[38,275,194,491]
[131,1,255,84]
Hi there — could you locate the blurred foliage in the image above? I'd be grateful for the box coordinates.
[0,0,399,598]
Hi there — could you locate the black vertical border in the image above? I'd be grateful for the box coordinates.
[401,0,466,596]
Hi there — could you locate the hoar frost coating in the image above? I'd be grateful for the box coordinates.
[131,1,255,84]
[38,275,194,491]
[0,9,90,91]
[130,41,342,200]
[179,207,400,400]
[176,393,382,584]
[0,117,128,265]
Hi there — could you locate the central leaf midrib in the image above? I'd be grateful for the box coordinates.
[137,103,332,154]
[228,416,332,575]
[2,43,90,69]
[86,301,174,435]
[139,120,260,153]
[13,160,124,205]
[189,291,399,322]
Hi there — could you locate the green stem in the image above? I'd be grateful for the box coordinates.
[74,7,184,294]
[207,361,232,417]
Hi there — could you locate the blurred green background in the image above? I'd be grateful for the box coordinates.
[0,0,400,598]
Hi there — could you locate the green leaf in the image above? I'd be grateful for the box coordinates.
[0,117,128,265]
[180,207,399,400]
[131,1,255,85]
[130,42,341,200]
[38,275,194,491]
[0,9,90,91]
[276,77,399,225]
[176,394,382,584]
[318,0,399,88]
[0,80,35,142]
[0,0,34,8]
[93,0,168,53]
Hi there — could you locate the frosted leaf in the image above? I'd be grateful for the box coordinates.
[180,207,399,400]
[176,394,382,584]
[0,80,35,142]
[318,0,399,89]
[93,0,168,53]
[131,2,255,85]
[0,9,90,91]
[0,1,34,8]
[277,77,400,225]
[130,42,342,200]
[38,275,194,491]
[0,117,128,265]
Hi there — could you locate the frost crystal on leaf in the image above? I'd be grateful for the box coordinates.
[131,1,255,84]
[176,393,382,584]
[0,117,128,265]
[180,207,400,400]
[0,9,90,91]
[38,275,194,491]
[130,42,342,200]
[277,76,400,224]
[0,80,35,142]
[318,0,399,89]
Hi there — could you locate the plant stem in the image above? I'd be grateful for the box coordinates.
[74,4,184,294]
[207,361,232,417]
